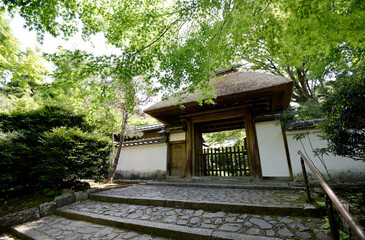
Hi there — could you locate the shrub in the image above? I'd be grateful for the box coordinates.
[0,105,112,197]
[0,105,93,134]
[36,127,112,186]
[0,131,30,194]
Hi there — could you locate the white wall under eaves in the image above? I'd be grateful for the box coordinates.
[286,129,365,181]
[256,120,365,181]
[256,120,290,177]
[115,143,167,179]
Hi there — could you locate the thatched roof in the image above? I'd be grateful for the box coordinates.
[145,71,293,124]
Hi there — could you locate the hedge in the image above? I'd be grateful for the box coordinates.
[0,106,112,197]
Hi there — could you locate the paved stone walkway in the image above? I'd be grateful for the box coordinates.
[12,215,169,240]
[99,184,310,207]
[6,184,331,239]
[62,200,330,239]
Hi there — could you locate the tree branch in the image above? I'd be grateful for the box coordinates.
[254,0,272,30]
[120,18,181,67]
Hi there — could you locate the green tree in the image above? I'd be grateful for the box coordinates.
[0,10,48,113]
[3,0,364,161]
[319,65,365,160]
[46,48,155,181]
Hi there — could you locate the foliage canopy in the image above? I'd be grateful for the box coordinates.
[3,0,364,103]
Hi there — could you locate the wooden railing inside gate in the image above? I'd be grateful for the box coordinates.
[195,145,250,177]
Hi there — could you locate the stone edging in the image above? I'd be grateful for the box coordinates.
[0,185,129,233]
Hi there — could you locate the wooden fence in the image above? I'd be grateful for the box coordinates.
[195,145,250,177]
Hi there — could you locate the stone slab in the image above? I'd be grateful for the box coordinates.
[146,181,293,190]
[56,200,328,239]
[55,194,75,208]
[0,208,40,233]
[92,184,321,217]
[212,231,281,240]
[74,191,84,202]
[56,208,213,240]
[39,202,56,217]
[11,225,55,240]
[11,215,169,240]
[91,193,318,217]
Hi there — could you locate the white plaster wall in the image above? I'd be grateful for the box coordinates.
[117,143,167,173]
[286,130,365,181]
[170,132,186,142]
[255,120,290,177]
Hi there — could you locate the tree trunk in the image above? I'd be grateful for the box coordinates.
[111,124,115,154]
[285,66,314,103]
[107,111,129,182]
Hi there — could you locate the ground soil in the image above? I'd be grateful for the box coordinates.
[0,180,134,218]
[0,193,54,218]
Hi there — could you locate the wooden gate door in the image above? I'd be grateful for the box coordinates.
[196,140,250,176]
[169,142,186,177]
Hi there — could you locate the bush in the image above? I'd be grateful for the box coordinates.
[0,131,30,194]
[0,105,112,197]
[0,105,93,134]
[37,127,112,186]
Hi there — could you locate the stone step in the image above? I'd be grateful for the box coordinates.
[90,184,322,217]
[55,200,330,239]
[10,215,169,240]
[146,180,297,190]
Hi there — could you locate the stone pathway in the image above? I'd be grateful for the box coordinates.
[8,183,331,239]
[98,184,309,207]
[12,215,169,240]
[60,200,330,239]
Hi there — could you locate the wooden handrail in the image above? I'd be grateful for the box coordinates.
[298,150,365,240]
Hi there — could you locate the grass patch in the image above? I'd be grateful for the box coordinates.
[0,193,54,217]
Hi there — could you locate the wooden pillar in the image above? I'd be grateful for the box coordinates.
[194,124,203,176]
[165,133,171,178]
[281,121,294,181]
[185,119,193,177]
[243,109,263,180]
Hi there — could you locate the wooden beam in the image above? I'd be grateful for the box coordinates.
[200,118,245,133]
[170,140,186,145]
[243,109,263,180]
[200,117,244,127]
[191,109,245,123]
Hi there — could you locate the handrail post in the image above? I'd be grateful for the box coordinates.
[300,156,312,203]
[326,194,340,240]
[298,150,365,240]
